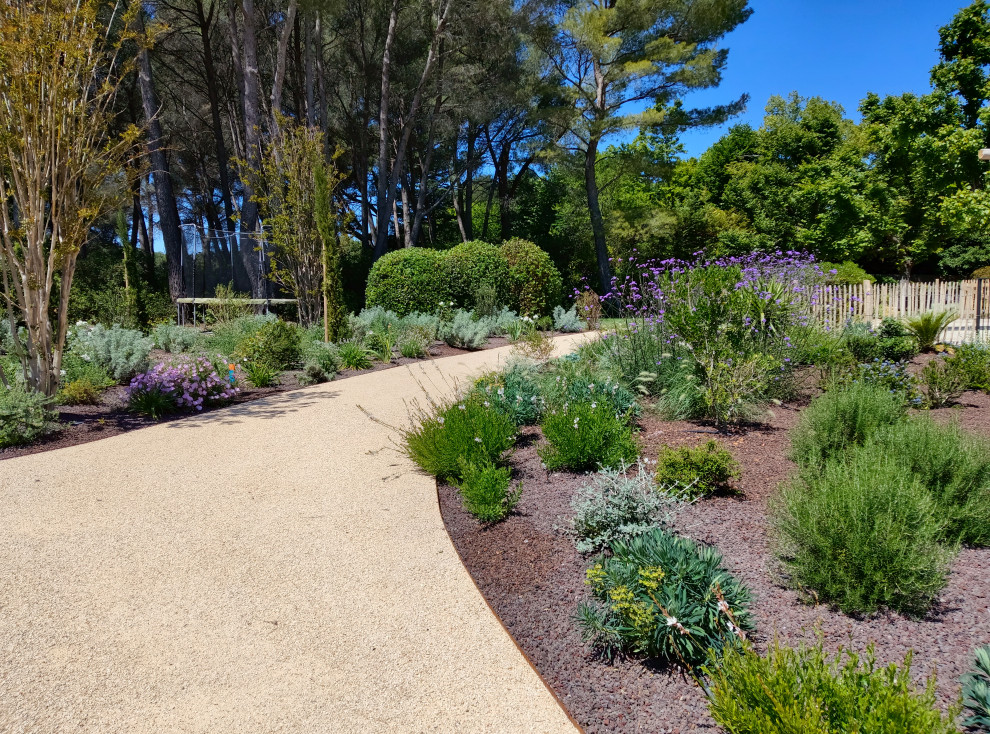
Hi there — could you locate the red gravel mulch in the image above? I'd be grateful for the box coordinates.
[439,391,990,734]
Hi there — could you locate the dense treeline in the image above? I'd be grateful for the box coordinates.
[5,0,990,393]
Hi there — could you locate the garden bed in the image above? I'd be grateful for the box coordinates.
[0,336,519,461]
[439,390,990,733]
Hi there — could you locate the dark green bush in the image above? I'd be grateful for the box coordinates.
[538,401,638,472]
[820,260,876,285]
[772,444,954,617]
[707,640,958,734]
[365,248,448,316]
[865,419,990,547]
[577,528,753,667]
[404,396,517,481]
[442,241,510,310]
[456,459,522,523]
[842,322,918,363]
[235,319,301,370]
[499,238,563,316]
[0,386,52,448]
[204,315,271,357]
[789,382,905,468]
[60,351,114,388]
[655,440,740,500]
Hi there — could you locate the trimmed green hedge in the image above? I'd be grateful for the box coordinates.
[442,240,510,309]
[500,238,562,317]
[365,248,449,316]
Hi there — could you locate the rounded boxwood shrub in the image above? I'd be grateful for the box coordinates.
[366,248,448,317]
[442,240,510,310]
[499,238,562,317]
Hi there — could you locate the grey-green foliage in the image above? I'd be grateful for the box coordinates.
[69,323,153,382]
[350,306,402,342]
[570,463,678,554]
[152,324,200,353]
[473,361,546,426]
[963,644,990,731]
[439,310,492,349]
[204,315,274,357]
[0,385,52,448]
[490,307,521,336]
[553,305,585,333]
[540,358,639,416]
[303,340,341,375]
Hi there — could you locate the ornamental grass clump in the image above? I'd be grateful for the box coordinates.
[538,401,638,472]
[577,527,753,668]
[772,444,954,617]
[456,459,522,523]
[706,640,958,734]
[403,395,517,481]
[570,463,678,554]
[127,357,238,419]
[655,440,740,500]
[789,381,905,468]
[338,341,374,370]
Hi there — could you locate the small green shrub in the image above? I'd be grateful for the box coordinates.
[905,310,958,352]
[365,248,448,316]
[69,322,153,382]
[303,340,341,375]
[499,238,563,316]
[866,418,990,547]
[297,361,331,386]
[205,283,253,324]
[457,459,522,523]
[473,362,546,426]
[234,319,301,370]
[338,341,374,370]
[57,378,103,406]
[552,305,584,333]
[473,283,499,318]
[243,361,280,388]
[790,382,905,468]
[707,640,958,734]
[655,440,740,500]
[539,359,638,416]
[204,315,272,357]
[842,322,918,363]
[962,644,990,731]
[538,401,638,472]
[948,342,990,392]
[577,528,753,667]
[570,463,677,554]
[60,351,114,388]
[0,386,52,447]
[365,323,398,363]
[398,328,431,358]
[575,290,602,329]
[920,355,967,408]
[152,323,200,353]
[772,445,954,617]
[828,359,922,407]
[438,310,491,350]
[404,396,517,481]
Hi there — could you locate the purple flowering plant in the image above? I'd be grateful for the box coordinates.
[127,356,239,419]
[582,250,830,425]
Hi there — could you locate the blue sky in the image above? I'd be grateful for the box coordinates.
[675,0,972,157]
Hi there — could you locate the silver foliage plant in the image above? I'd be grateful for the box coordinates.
[570,462,681,554]
[553,305,585,333]
[69,322,153,382]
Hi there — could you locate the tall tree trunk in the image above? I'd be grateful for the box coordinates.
[135,11,184,303]
[237,0,264,297]
[584,136,612,295]
[373,0,401,259]
[464,124,474,240]
[195,0,236,236]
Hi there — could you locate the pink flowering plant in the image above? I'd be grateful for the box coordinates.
[127,356,238,419]
[577,527,753,669]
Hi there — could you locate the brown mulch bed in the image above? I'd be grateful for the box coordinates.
[0,336,520,461]
[439,391,990,734]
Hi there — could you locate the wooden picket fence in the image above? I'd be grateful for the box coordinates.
[804,279,990,342]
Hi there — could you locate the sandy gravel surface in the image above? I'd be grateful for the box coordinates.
[0,336,588,734]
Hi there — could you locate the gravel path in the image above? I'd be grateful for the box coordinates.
[0,338,587,734]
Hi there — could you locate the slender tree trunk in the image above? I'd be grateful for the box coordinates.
[584,136,612,295]
[465,125,474,240]
[238,0,264,297]
[373,0,401,259]
[135,11,184,303]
